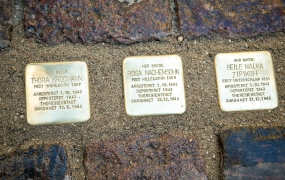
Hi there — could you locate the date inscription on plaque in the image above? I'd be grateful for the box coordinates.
[25,61,90,125]
[215,51,278,111]
[123,55,186,116]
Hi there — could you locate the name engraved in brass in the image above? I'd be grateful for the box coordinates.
[215,51,278,111]
[123,55,186,116]
[25,61,90,125]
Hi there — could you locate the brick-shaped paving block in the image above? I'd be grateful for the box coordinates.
[85,133,207,180]
[0,0,12,49]
[221,127,285,180]
[0,145,68,179]
[177,0,285,39]
[24,0,172,45]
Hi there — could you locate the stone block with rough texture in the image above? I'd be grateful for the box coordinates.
[177,0,285,39]
[85,133,207,180]
[221,127,285,180]
[0,0,12,49]
[0,145,68,179]
[24,0,172,45]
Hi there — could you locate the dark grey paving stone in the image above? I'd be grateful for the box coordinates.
[0,145,68,179]
[0,0,12,49]
[221,127,285,180]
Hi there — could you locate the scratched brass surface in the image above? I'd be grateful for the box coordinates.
[123,55,186,116]
[215,51,278,111]
[25,61,90,125]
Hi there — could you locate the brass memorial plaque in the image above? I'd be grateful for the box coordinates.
[25,61,90,125]
[215,51,278,111]
[123,55,186,116]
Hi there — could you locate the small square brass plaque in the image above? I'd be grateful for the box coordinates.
[123,55,186,116]
[215,51,278,111]
[25,61,90,125]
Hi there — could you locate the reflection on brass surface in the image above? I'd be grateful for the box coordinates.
[215,51,278,111]
[25,61,90,125]
[123,55,186,116]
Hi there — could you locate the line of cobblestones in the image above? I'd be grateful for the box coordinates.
[1,0,284,48]
[2,128,285,179]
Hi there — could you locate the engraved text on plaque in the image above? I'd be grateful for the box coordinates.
[25,61,90,125]
[215,51,278,111]
[123,55,186,116]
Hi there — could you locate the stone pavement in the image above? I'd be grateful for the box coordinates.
[177,0,285,38]
[221,127,285,180]
[85,133,206,180]
[0,145,68,179]
[0,0,12,49]
[1,0,285,179]
[0,0,284,48]
[22,0,285,46]
[24,0,172,45]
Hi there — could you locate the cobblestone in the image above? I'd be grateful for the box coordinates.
[24,0,172,45]
[85,133,207,180]
[221,127,285,179]
[177,0,285,39]
[0,145,68,179]
[0,0,12,49]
